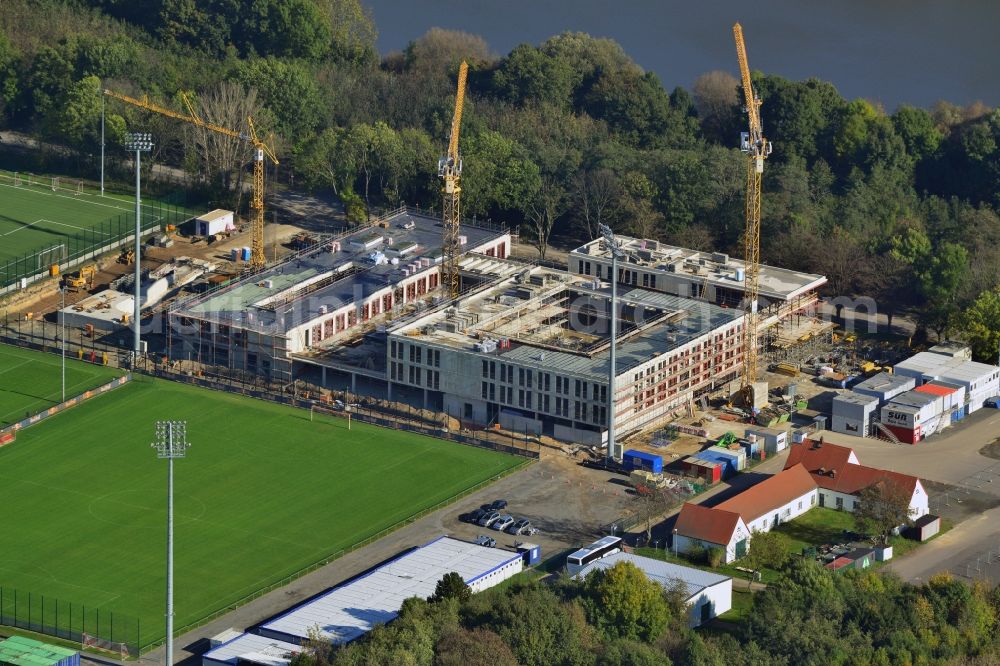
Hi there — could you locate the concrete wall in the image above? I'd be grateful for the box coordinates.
[686,578,733,628]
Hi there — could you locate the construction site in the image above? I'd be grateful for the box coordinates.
[2,29,998,467]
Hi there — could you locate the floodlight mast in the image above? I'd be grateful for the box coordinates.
[151,421,189,666]
[599,224,626,462]
[125,132,153,368]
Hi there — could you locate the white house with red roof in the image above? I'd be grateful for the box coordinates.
[673,439,926,563]
[784,439,928,519]
[674,464,818,563]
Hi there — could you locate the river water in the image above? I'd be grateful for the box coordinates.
[366,0,1000,109]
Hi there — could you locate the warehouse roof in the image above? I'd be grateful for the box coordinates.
[258,536,521,645]
[832,392,880,408]
[889,390,940,409]
[202,633,300,666]
[575,552,730,599]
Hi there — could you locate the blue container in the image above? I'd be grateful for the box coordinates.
[622,449,663,474]
[240,247,252,261]
[517,543,541,566]
[691,450,737,479]
[231,248,239,261]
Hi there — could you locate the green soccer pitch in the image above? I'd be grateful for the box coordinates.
[0,172,145,262]
[0,345,123,427]
[0,376,526,648]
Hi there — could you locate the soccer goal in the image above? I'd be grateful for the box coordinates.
[13,171,21,186]
[76,180,84,195]
[82,633,130,660]
[51,176,60,191]
[310,403,352,430]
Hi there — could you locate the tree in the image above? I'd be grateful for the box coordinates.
[855,480,913,546]
[315,0,377,65]
[582,560,673,643]
[632,482,673,543]
[523,175,568,260]
[572,168,621,241]
[434,626,518,666]
[692,70,739,144]
[739,529,788,588]
[430,572,471,603]
[232,58,325,141]
[960,286,1000,364]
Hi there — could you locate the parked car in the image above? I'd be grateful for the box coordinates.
[487,499,508,511]
[986,396,1000,409]
[478,511,502,527]
[507,518,532,535]
[474,535,496,548]
[492,514,514,531]
[463,508,487,524]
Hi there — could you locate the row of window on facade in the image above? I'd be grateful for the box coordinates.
[390,340,442,367]
[479,360,608,402]
[389,362,441,390]
[480,380,607,424]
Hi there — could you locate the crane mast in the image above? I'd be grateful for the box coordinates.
[439,61,469,299]
[104,89,278,270]
[733,23,772,407]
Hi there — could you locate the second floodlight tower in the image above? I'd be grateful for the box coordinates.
[125,132,153,365]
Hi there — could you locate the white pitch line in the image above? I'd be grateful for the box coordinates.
[3,218,113,237]
[0,178,138,213]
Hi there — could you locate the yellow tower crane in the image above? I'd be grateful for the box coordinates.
[438,61,469,299]
[104,89,279,270]
[733,23,772,407]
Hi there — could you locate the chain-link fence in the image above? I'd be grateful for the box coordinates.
[0,586,140,656]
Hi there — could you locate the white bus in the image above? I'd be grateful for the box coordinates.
[566,536,623,575]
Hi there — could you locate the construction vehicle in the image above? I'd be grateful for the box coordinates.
[64,265,96,290]
[117,248,134,265]
[438,61,469,299]
[733,23,773,407]
[104,89,278,270]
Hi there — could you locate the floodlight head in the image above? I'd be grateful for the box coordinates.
[152,420,189,459]
[598,223,626,260]
[125,132,154,152]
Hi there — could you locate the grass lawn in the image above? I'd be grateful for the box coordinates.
[0,376,525,648]
[0,171,190,286]
[717,589,754,623]
[0,344,123,426]
[772,507,859,556]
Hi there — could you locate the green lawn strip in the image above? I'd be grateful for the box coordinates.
[771,507,859,556]
[0,378,523,647]
[717,588,754,623]
[0,344,123,425]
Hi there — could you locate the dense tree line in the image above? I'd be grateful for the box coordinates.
[1,1,998,352]
[289,559,1000,666]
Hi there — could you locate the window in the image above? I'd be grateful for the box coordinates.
[519,368,525,384]
[575,379,581,398]
[482,382,488,399]
[810,495,816,506]
[409,366,416,383]
[489,361,496,380]
[518,390,525,408]
[526,371,532,388]
[489,383,495,401]
[797,501,803,510]
[835,496,844,510]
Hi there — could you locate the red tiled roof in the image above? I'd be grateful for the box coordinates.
[784,440,855,473]
[715,464,817,524]
[814,464,918,496]
[785,439,920,498]
[674,502,743,546]
[826,556,852,570]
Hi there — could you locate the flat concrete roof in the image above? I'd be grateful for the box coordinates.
[172,210,506,334]
[853,372,915,395]
[391,267,743,380]
[575,552,730,599]
[833,391,880,407]
[202,634,300,666]
[259,536,521,645]
[571,236,826,301]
